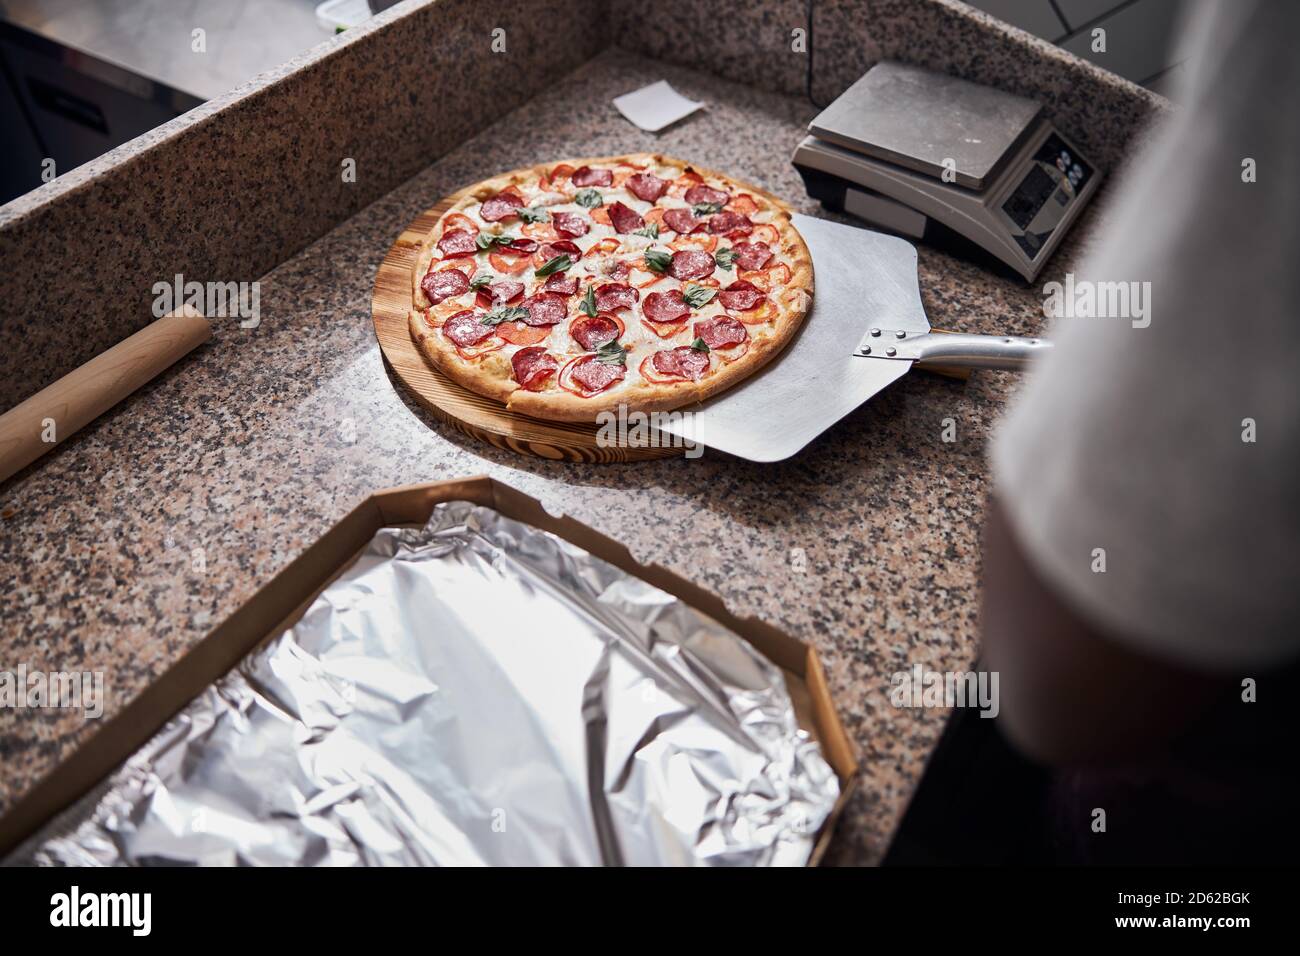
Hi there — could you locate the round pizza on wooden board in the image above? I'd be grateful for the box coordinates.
[408,153,813,422]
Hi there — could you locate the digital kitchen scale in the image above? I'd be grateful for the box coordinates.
[792,61,1101,281]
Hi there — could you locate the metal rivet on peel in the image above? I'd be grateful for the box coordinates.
[886,347,897,357]
[860,346,872,354]
[870,328,881,337]
[896,330,906,339]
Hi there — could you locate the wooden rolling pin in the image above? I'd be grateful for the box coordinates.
[0,308,210,484]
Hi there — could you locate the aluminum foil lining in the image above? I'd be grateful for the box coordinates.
[13,501,839,866]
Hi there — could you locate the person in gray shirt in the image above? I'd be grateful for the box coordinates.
[982,0,1298,864]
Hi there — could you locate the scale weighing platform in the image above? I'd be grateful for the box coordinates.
[793,61,1101,281]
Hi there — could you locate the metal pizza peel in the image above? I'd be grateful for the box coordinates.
[656,214,1050,461]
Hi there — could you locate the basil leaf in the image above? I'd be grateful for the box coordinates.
[643,248,672,273]
[534,254,572,277]
[595,340,627,365]
[691,337,710,352]
[632,224,659,239]
[579,284,598,318]
[574,188,603,209]
[517,206,549,223]
[480,305,530,326]
[682,284,717,309]
[469,274,493,290]
[475,233,516,250]
[714,247,738,270]
[691,202,724,216]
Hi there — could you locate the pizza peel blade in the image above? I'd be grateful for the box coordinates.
[655,214,931,462]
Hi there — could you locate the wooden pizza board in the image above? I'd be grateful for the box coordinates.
[371,188,679,462]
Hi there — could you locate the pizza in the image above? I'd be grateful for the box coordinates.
[409,153,813,422]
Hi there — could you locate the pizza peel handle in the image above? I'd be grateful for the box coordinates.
[865,330,1052,370]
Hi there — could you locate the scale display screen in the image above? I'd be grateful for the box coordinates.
[1001,133,1093,258]
[1003,165,1057,230]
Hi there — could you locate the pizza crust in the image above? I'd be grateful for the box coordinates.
[409,153,813,423]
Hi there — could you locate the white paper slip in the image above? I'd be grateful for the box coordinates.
[613,81,704,132]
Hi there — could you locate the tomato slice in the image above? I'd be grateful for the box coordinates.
[496,321,551,346]
[443,213,479,235]
[717,339,752,363]
[590,207,612,226]
[425,301,472,325]
[671,234,718,253]
[752,224,780,245]
[767,263,792,286]
[456,339,504,360]
[733,300,777,325]
[638,355,683,384]
[631,269,666,290]
[643,208,666,228]
[737,263,790,292]
[640,319,688,338]
[726,194,760,216]
[489,252,531,275]
[522,221,559,242]
[669,171,704,197]
[430,258,476,279]
[583,237,621,258]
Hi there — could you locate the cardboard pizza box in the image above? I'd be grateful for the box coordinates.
[0,476,859,864]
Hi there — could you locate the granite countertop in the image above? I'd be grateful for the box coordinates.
[0,46,1108,865]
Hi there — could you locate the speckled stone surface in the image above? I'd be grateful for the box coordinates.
[0,41,1152,864]
[0,0,605,413]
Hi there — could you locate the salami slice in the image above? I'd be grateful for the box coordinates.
[602,258,631,280]
[488,279,525,302]
[668,249,716,281]
[707,211,753,236]
[520,291,568,326]
[543,273,579,296]
[731,241,773,271]
[511,346,558,391]
[570,314,622,351]
[480,190,525,222]
[594,282,638,312]
[551,211,589,239]
[643,289,691,323]
[538,240,582,261]
[569,356,625,393]
[437,229,477,258]
[662,208,702,235]
[442,310,495,347]
[626,172,670,202]
[571,166,613,187]
[684,184,730,206]
[421,268,470,304]
[504,237,538,255]
[652,346,711,381]
[607,201,644,235]
[694,315,749,349]
[718,279,766,311]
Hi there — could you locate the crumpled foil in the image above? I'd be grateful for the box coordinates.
[13,501,839,866]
